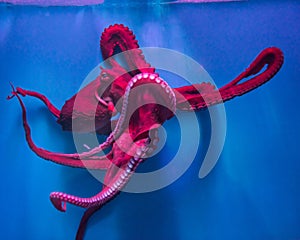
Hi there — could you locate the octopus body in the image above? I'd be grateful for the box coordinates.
[8,24,284,239]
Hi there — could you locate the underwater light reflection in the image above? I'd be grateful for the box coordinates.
[0,0,244,6]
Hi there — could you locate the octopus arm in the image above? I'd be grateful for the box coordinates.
[174,47,284,111]
[50,138,148,240]
[219,47,284,100]
[9,86,61,118]
[10,91,113,169]
[75,206,102,240]
[100,24,155,75]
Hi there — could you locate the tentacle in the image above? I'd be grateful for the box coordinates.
[75,205,102,240]
[50,138,149,212]
[9,90,112,169]
[7,86,60,118]
[175,47,284,111]
[100,24,155,74]
[219,47,284,100]
[75,130,160,240]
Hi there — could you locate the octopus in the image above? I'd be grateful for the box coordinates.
[8,24,284,239]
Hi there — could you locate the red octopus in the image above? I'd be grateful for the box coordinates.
[8,24,284,239]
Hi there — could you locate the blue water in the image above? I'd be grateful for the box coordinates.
[1,1,300,240]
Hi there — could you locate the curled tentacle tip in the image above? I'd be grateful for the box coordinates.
[7,82,16,100]
[50,194,67,212]
[6,94,15,100]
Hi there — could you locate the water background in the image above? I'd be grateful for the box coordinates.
[0,1,300,239]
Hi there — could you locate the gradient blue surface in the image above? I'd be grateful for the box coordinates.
[1,1,300,239]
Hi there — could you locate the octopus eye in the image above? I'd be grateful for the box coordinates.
[100,72,109,80]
